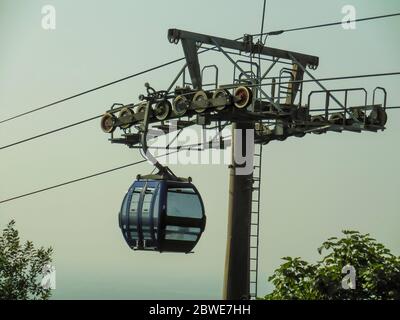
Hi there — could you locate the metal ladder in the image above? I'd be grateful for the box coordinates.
[249,142,263,299]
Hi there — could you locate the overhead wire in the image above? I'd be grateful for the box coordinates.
[0,115,102,150]
[0,139,217,205]
[253,12,400,37]
[0,58,185,125]
[0,159,148,205]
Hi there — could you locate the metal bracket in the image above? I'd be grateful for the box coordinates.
[140,101,165,173]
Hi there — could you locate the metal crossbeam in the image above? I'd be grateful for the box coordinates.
[168,28,319,89]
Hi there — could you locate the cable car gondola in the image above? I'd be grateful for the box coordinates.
[119,174,206,253]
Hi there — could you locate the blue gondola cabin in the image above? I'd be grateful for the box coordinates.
[119,179,206,253]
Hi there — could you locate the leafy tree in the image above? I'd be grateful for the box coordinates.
[0,220,53,300]
[264,230,400,300]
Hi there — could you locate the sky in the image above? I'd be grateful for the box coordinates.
[0,0,399,299]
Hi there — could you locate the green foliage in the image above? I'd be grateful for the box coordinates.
[264,230,400,300]
[0,220,53,300]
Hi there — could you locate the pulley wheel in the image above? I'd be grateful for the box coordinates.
[311,115,326,135]
[212,89,229,111]
[136,104,147,114]
[100,113,117,133]
[234,86,253,109]
[329,113,345,125]
[118,107,135,129]
[192,91,208,113]
[154,100,171,121]
[368,106,387,126]
[172,95,189,117]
